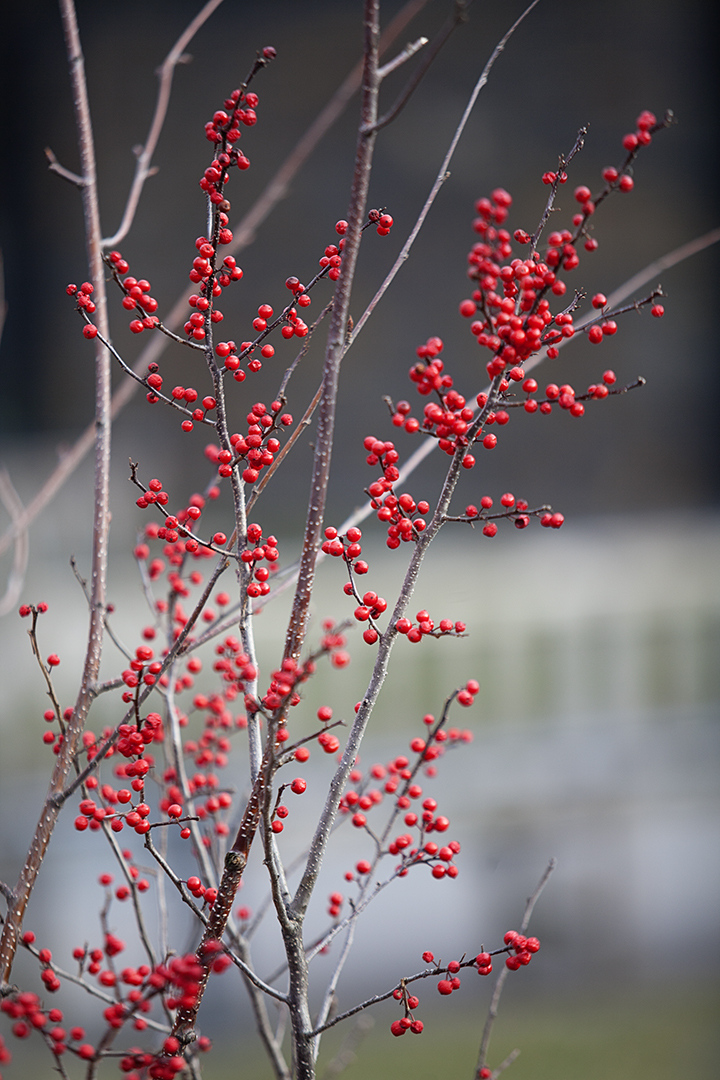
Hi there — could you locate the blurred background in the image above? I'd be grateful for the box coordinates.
[0,0,718,1077]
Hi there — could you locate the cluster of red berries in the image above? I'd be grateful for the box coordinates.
[136,491,228,563]
[502,929,541,969]
[120,650,165,692]
[539,109,663,217]
[205,399,293,482]
[185,224,235,321]
[510,367,623,418]
[389,982,423,1037]
[394,611,467,643]
[120,1039,209,1080]
[255,628,348,726]
[2,987,89,1054]
[17,601,48,618]
[344,583,388,644]
[267,778,307,835]
[156,377,218,432]
[335,707,475,889]
[258,654,315,714]
[74,784,156,844]
[460,111,668,379]
[364,435,404,501]
[210,212,391,378]
[109,251,161,334]
[14,903,218,1059]
[65,281,102,338]
[457,494,564,535]
[201,75,271,150]
[321,525,366,568]
[386,930,540,1039]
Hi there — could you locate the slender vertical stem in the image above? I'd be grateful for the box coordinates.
[0,0,111,988]
[474,860,556,1077]
[284,0,381,664]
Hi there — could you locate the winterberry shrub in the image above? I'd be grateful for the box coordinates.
[0,2,708,1079]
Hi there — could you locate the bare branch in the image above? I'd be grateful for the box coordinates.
[0,0,112,988]
[102,0,225,247]
[283,0,382,663]
[44,146,85,186]
[603,227,720,309]
[225,931,291,1079]
[377,36,428,80]
[19,938,169,1032]
[367,0,474,134]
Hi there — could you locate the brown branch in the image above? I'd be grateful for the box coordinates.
[0,0,112,988]
[365,0,473,134]
[283,1,381,664]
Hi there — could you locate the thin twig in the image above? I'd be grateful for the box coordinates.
[491,1048,521,1078]
[367,0,473,133]
[377,36,428,80]
[224,931,291,1079]
[530,126,588,249]
[102,0,225,247]
[474,859,556,1078]
[310,948,506,1037]
[347,0,542,347]
[44,146,85,186]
